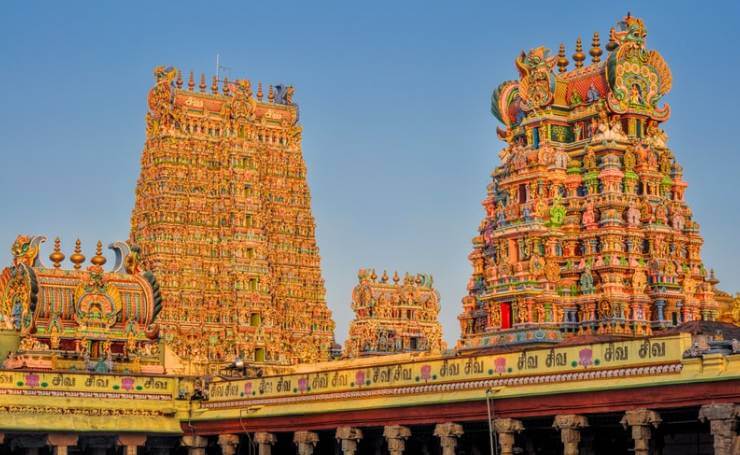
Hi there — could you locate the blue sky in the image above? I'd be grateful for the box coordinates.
[1,1,738,345]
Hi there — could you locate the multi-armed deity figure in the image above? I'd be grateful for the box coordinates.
[345,269,445,358]
[130,67,334,373]
[459,14,726,349]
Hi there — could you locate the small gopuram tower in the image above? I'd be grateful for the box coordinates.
[344,269,445,358]
[459,14,720,349]
[0,235,164,373]
[130,67,334,372]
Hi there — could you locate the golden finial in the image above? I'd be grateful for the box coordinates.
[381,270,388,283]
[268,85,275,103]
[557,43,569,73]
[188,71,195,91]
[211,75,218,94]
[370,269,377,281]
[49,237,65,269]
[199,73,206,92]
[257,82,263,101]
[590,32,603,63]
[91,240,106,266]
[176,69,183,89]
[70,239,85,270]
[606,27,618,52]
[223,77,230,95]
[392,271,400,284]
[572,37,585,69]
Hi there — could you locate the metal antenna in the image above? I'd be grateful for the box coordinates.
[215,53,232,82]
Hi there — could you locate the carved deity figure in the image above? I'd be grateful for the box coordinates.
[624,149,636,171]
[646,120,668,148]
[583,148,598,171]
[582,202,597,227]
[544,260,560,283]
[671,211,685,231]
[632,269,647,292]
[517,303,529,324]
[579,268,595,294]
[598,299,612,319]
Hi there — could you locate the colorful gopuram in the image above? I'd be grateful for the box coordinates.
[130,68,334,373]
[459,14,722,349]
[0,12,737,455]
[0,235,164,373]
[344,269,445,358]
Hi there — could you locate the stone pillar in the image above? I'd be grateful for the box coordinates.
[48,434,78,455]
[699,403,739,455]
[181,435,208,455]
[493,418,524,455]
[383,425,411,455]
[335,427,363,455]
[434,422,464,455]
[553,415,588,455]
[253,432,275,455]
[117,435,145,455]
[621,409,661,455]
[293,431,319,455]
[217,435,239,455]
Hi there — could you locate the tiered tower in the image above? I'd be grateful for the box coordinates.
[344,269,444,358]
[130,67,334,372]
[459,15,720,349]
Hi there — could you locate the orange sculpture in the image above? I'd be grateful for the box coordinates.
[130,67,334,372]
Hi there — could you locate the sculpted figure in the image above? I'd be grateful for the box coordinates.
[632,269,647,292]
[655,204,668,224]
[536,304,545,323]
[592,110,611,142]
[623,149,636,171]
[582,201,597,227]
[517,302,529,324]
[544,260,560,283]
[553,304,564,323]
[583,148,597,171]
[671,211,685,231]
[646,120,668,148]
[579,267,595,294]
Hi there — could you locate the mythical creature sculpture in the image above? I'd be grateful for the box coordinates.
[11,235,45,267]
[515,47,557,111]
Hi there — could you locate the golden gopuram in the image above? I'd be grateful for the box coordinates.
[0,13,738,455]
[130,68,335,373]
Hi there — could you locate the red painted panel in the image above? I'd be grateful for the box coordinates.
[501,302,512,329]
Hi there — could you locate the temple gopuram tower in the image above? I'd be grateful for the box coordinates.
[344,269,445,358]
[459,15,720,349]
[130,67,334,371]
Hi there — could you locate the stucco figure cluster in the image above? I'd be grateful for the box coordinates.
[459,14,728,349]
[130,68,334,373]
[0,236,163,374]
[0,12,737,455]
[344,269,445,358]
